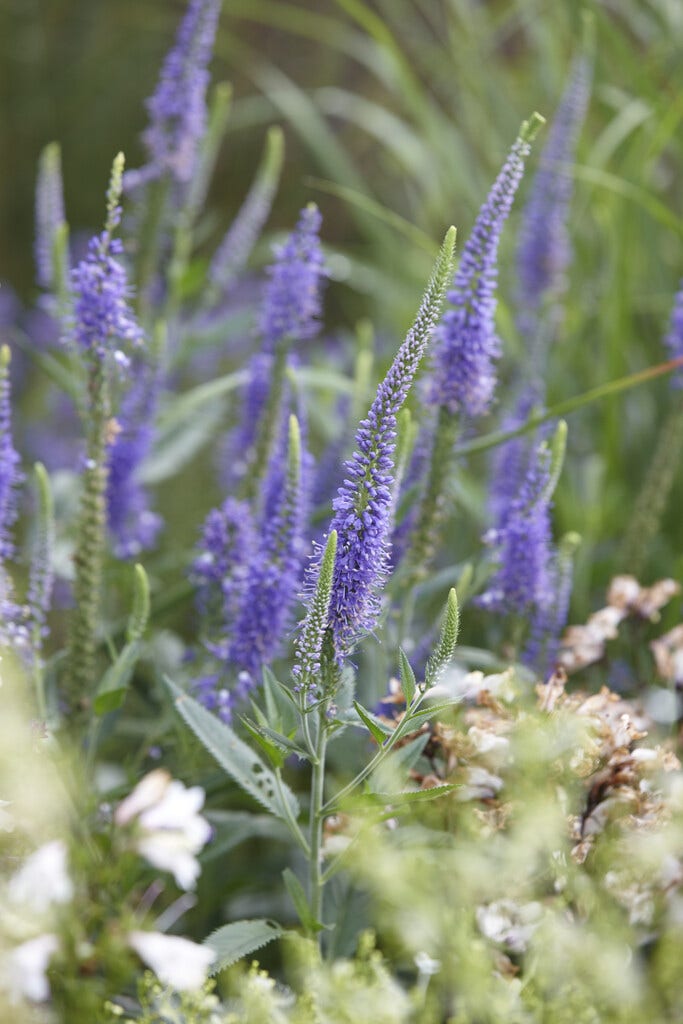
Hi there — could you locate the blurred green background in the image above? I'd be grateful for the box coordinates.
[2,0,683,613]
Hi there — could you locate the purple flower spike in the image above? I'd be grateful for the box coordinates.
[321,228,457,663]
[259,204,326,351]
[516,56,591,330]
[664,279,683,388]
[478,447,554,618]
[0,348,23,562]
[125,0,222,190]
[106,364,163,558]
[71,231,143,366]
[227,415,306,685]
[429,121,540,419]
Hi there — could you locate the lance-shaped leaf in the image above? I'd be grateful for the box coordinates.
[209,124,285,294]
[165,676,300,822]
[204,919,285,974]
[424,587,460,688]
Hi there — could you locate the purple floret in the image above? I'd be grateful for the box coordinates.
[0,358,22,562]
[429,132,532,419]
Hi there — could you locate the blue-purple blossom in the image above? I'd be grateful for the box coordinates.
[226,416,306,688]
[524,537,575,674]
[106,364,163,558]
[516,56,591,331]
[487,388,541,531]
[125,0,222,190]
[428,129,534,419]
[71,228,143,365]
[324,309,445,662]
[259,204,326,351]
[478,441,554,625]
[35,143,66,291]
[664,278,683,388]
[0,349,22,562]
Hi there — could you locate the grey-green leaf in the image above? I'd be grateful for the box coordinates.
[204,919,285,974]
[398,647,417,705]
[165,676,300,822]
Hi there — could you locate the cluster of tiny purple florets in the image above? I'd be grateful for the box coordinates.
[428,134,531,419]
[516,56,591,328]
[71,229,143,365]
[259,205,326,350]
[126,0,222,189]
[106,364,162,558]
[325,317,434,662]
[479,443,554,616]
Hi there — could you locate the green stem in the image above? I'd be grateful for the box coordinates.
[66,355,109,724]
[308,706,329,936]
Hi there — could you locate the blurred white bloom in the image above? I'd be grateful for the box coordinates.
[414,951,441,976]
[2,933,59,1003]
[115,769,212,890]
[0,799,13,832]
[457,765,503,801]
[128,931,215,991]
[476,899,542,954]
[7,839,73,914]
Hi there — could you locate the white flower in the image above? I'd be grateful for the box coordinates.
[2,933,59,1003]
[7,839,74,915]
[128,931,216,991]
[115,770,212,890]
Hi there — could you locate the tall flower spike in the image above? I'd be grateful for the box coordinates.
[35,142,67,292]
[70,155,143,368]
[428,116,543,420]
[478,422,567,654]
[125,0,223,190]
[226,415,306,695]
[106,361,163,558]
[259,203,326,351]
[317,227,456,664]
[0,346,22,563]
[516,55,591,336]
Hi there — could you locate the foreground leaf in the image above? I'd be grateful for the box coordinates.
[204,919,285,973]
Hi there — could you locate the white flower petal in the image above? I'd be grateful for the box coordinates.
[2,934,59,1003]
[115,769,171,826]
[8,840,73,914]
[128,931,215,991]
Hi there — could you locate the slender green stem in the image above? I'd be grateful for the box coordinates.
[66,355,109,724]
[308,705,329,935]
[275,771,310,856]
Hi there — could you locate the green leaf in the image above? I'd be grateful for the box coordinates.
[368,732,429,793]
[398,648,417,705]
[282,868,324,933]
[94,640,142,715]
[240,717,286,769]
[393,699,460,742]
[204,919,285,973]
[367,784,457,806]
[353,700,392,743]
[164,676,300,822]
